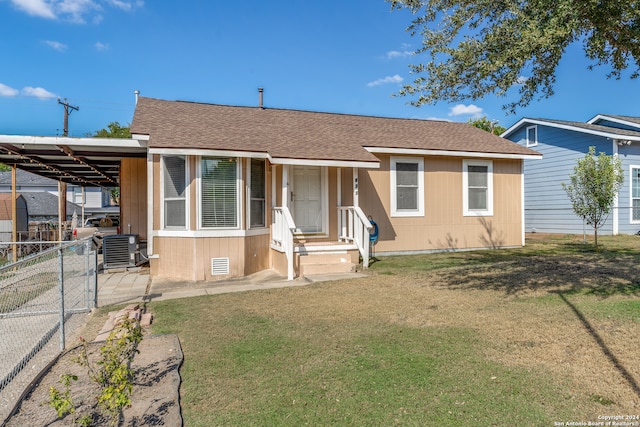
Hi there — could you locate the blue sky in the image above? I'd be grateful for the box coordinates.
[1,0,639,136]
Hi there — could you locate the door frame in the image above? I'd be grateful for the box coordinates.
[290,165,329,236]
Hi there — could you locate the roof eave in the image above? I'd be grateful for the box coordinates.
[364,146,542,160]
[501,118,640,141]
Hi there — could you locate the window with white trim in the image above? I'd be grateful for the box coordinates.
[526,125,538,147]
[463,160,493,216]
[249,158,266,228]
[631,166,640,223]
[390,156,424,217]
[162,155,188,229]
[200,157,239,228]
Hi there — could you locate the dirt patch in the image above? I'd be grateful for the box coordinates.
[4,333,183,426]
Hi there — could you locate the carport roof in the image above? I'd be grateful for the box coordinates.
[0,135,147,187]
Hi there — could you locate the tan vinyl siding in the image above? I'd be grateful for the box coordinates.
[120,158,147,239]
[152,154,161,231]
[153,235,270,281]
[360,154,523,253]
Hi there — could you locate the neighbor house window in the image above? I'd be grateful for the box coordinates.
[201,157,239,228]
[390,156,424,217]
[463,160,493,216]
[162,155,187,229]
[249,159,266,228]
[631,166,640,222]
[526,125,538,147]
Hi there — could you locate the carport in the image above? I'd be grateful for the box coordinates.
[0,134,148,253]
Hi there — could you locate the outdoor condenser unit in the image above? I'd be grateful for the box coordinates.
[103,234,140,269]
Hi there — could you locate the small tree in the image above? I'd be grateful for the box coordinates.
[562,146,623,247]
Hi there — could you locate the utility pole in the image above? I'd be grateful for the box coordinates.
[58,98,79,137]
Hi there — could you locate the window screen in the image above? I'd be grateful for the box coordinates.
[396,162,419,210]
[468,165,488,210]
[163,156,186,228]
[250,159,266,228]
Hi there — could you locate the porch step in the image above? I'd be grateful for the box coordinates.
[298,252,355,276]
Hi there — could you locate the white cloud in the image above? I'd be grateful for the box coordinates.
[9,0,142,22]
[516,75,529,85]
[10,0,56,19]
[22,86,57,99]
[94,41,109,51]
[449,104,484,117]
[367,74,403,87]
[57,0,101,23]
[0,83,19,97]
[44,40,68,51]
[386,50,413,60]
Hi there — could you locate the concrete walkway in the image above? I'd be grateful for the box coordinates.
[97,267,368,307]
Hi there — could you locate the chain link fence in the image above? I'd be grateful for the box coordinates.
[0,239,96,424]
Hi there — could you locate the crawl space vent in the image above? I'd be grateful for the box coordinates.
[211,257,230,275]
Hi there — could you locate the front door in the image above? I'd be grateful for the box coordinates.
[291,166,323,233]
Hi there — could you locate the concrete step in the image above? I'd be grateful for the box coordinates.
[298,252,355,276]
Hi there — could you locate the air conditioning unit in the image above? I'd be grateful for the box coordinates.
[103,234,140,269]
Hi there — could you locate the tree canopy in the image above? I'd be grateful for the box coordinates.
[93,121,131,138]
[388,0,640,112]
[562,146,623,247]
[468,117,506,135]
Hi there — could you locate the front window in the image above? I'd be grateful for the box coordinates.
[526,125,538,147]
[249,159,266,228]
[463,160,493,216]
[390,156,424,217]
[162,156,187,229]
[201,157,239,228]
[631,166,640,222]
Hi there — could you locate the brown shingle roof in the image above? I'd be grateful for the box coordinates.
[131,97,540,163]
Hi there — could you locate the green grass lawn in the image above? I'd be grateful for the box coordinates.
[148,234,640,426]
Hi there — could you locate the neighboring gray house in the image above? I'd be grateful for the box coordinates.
[0,193,28,241]
[21,192,82,222]
[0,169,118,219]
[502,115,640,235]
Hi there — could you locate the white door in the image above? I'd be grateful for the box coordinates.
[292,166,323,233]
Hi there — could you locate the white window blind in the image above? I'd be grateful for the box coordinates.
[201,157,238,228]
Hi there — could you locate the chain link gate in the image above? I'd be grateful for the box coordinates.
[0,238,97,424]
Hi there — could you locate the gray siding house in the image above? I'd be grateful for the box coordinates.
[502,115,640,235]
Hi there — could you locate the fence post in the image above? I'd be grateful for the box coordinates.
[94,241,99,308]
[84,239,91,310]
[58,248,65,351]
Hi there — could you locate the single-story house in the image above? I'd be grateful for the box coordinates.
[502,114,640,235]
[0,169,118,219]
[127,96,541,281]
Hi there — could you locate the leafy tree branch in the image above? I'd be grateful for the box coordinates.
[388,0,640,112]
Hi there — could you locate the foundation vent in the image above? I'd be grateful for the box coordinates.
[211,257,230,275]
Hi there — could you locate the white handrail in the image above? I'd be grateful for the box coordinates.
[272,207,296,280]
[337,206,373,269]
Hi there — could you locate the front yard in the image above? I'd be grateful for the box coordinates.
[149,234,640,426]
